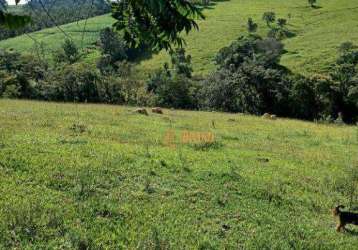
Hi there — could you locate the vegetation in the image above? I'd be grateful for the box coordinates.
[0,99,357,248]
[0,0,358,248]
[1,33,357,123]
[309,0,318,8]
[0,0,30,30]
[111,0,205,51]
[0,0,110,40]
[1,0,358,75]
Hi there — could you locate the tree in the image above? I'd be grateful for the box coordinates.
[54,39,80,64]
[308,0,317,7]
[247,18,258,33]
[0,0,30,29]
[111,0,205,51]
[169,48,193,78]
[99,28,128,63]
[262,12,275,27]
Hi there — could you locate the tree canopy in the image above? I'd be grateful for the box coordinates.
[111,0,205,51]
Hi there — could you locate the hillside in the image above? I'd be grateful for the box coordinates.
[1,0,358,75]
[0,99,357,248]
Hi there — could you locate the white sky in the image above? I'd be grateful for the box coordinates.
[6,0,27,5]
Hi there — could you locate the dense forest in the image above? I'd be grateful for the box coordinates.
[0,0,110,40]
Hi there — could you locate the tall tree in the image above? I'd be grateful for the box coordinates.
[111,0,205,51]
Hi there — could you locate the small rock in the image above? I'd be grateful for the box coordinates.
[262,113,271,119]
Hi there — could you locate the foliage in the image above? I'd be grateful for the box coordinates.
[111,0,205,51]
[147,48,197,109]
[0,0,30,30]
[169,48,193,78]
[0,0,110,41]
[53,39,81,64]
[215,35,285,70]
[201,35,290,114]
[247,17,258,33]
[262,11,275,27]
[328,46,358,123]
[201,36,358,123]
[99,27,128,63]
[96,28,147,74]
[2,0,358,76]
[308,0,317,7]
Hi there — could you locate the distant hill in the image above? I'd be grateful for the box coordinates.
[1,0,358,76]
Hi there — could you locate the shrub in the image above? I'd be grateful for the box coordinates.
[97,28,149,74]
[262,12,276,27]
[99,28,128,63]
[147,48,197,109]
[202,35,291,115]
[53,39,81,64]
[247,18,258,33]
[200,63,291,115]
[53,64,100,102]
[215,35,285,70]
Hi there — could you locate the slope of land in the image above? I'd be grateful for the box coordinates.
[0,99,357,248]
[1,0,358,75]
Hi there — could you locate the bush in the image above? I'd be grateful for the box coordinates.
[99,28,128,63]
[200,63,292,115]
[147,48,197,109]
[149,71,197,109]
[0,50,45,99]
[62,65,100,102]
[97,28,149,74]
[53,39,81,64]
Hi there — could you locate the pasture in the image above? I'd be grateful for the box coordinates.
[0,99,357,248]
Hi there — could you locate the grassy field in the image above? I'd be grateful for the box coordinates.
[0,99,357,248]
[1,0,358,76]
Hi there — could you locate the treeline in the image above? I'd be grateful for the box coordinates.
[0,28,357,123]
[0,0,110,41]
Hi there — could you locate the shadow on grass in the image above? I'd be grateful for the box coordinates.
[345,228,358,236]
[197,0,231,10]
[311,5,323,9]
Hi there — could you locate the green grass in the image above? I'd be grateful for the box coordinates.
[1,0,358,75]
[0,99,357,248]
[1,0,358,76]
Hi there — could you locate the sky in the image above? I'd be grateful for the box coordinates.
[6,0,27,5]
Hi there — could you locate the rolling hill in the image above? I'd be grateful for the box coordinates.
[1,0,358,76]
